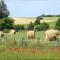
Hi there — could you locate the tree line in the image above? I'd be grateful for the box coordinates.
[40,14,60,17]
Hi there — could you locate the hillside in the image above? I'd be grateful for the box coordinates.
[13,17,59,25]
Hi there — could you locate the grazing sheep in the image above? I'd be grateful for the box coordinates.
[9,29,16,34]
[0,31,4,37]
[27,30,35,39]
[45,29,60,41]
[54,30,60,36]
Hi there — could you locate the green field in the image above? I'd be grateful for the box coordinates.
[0,31,60,60]
[0,47,60,60]
[0,17,60,60]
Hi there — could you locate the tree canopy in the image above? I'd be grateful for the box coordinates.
[0,0,9,18]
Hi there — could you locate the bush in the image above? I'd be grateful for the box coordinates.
[27,22,34,30]
[14,25,25,31]
[34,22,49,31]
[0,18,14,30]
[20,25,25,30]
[39,22,49,31]
[14,25,21,31]
[55,18,60,30]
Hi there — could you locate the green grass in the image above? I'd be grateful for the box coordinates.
[0,30,60,49]
[48,22,56,29]
[0,17,60,60]
[0,48,60,60]
[43,17,59,21]
[0,21,59,49]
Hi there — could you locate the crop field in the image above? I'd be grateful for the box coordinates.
[0,17,60,60]
[14,17,59,25]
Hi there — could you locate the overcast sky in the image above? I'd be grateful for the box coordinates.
[4,0,60,17]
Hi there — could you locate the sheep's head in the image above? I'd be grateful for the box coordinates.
[55,30,60,36]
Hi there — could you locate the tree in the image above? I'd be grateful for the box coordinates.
[0,0,9,18]
[34,25,40,31]
[34,19,40,25]
[40,14,46,17]
[55,18,60,30]
[0,18,14,30]
[34,16,43,26]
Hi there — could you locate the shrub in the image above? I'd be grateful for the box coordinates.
[14,25,21,31]
[34,22,49,31]
[20,25,25,30]
[0,18,14,30]
[55,18,60,30]
[14,25,25,31]
[27,22,34,30]
[39,22,49,31]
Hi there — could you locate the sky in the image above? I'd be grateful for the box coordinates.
[4,0,60,17]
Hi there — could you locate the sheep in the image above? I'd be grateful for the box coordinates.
[0,31,4,37]
[54,30,60,36]
[27,30,35,39]
[9,29,16,34]
[45,29,60,41]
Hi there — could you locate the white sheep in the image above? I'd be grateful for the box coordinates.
[9,29,16,34]
[45,29,60,41]
[27,30,35,39]
[0,31,4,37]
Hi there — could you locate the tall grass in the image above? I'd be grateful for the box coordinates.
[0,30,60,49]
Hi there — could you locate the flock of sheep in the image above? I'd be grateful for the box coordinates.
[0,29,60,42]
[27,29,60,41]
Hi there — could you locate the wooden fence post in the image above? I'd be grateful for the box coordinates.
[21,37,24,46]
[25,40,27,47]
[37,38,40,47]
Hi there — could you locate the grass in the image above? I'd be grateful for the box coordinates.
[0,47,60,60]
[43,17,59,21]
[0,17,60,60]
[0,21,59,49]
[0,30,60,48]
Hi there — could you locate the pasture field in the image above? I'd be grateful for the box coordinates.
[0,30,60,60]
[0,17,60,60]
[0,31,45,48]
[0,30,60,48]
[0,47,60,60]
[14,17,59,25]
